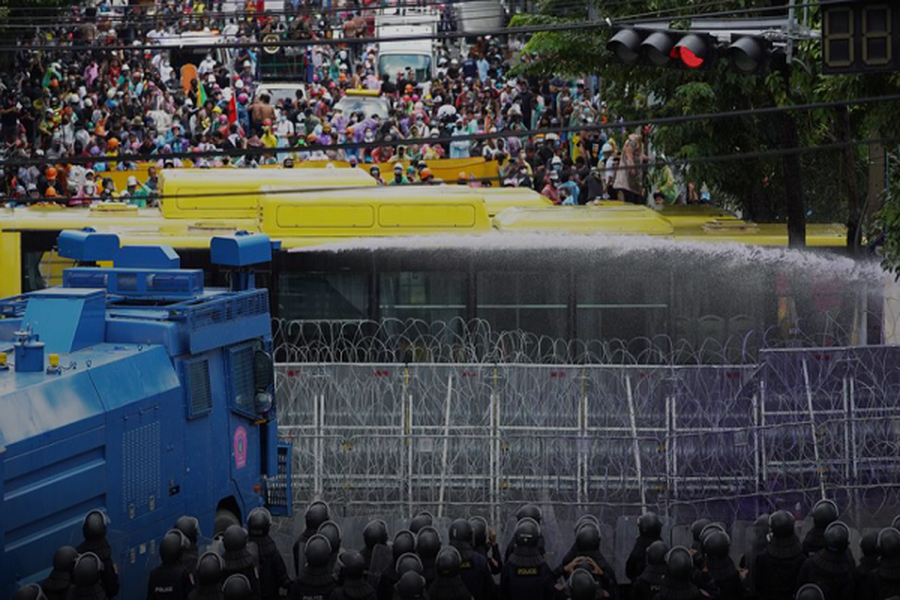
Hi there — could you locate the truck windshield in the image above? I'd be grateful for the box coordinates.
[378,54,432,83]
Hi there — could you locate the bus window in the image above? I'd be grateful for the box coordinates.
[379,270,467,325]
[476,271,568,340]
[278,271,369,321]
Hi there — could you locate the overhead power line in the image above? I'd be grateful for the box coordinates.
[2,93,896,169]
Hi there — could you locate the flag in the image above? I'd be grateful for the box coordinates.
[196,80,207,108]
[229,91,238,125]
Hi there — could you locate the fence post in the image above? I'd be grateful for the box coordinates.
[626,375,647,513]
[437,375,454,518]
[849,375,860,524]
[802,359,827,500]
[491,365,500,527]
[406,367,414,518]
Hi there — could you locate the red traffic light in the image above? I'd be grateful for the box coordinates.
[675,34,712,69]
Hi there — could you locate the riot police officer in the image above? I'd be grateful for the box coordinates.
[428,547,472,600]
[566,568,600,600]
[378,531,418,600]
[222,575,254,600]
[410,512,435,535]
[394,572,428,600]
[330,550,377,600]
[860,527,900,600]
[293,501,331,577]
[42,546,78,600]
[557,521,617,600]
[704,530,743,600]
[247,508,291,600]
[656,547,706,600]
[449,518,496,600]
[499,518,554,600]
[626,512,663,583]
[77,510,120,599]
[470,517,502,575]
[147,530,194,600]
[854,532,879,592]
[221,525,260,597]
[188,552,225,600]
[504,505,545,560]
[417,526,443,586]
[631,540,668,600]
[69,552,108,600]
[691,520,713,554]
[803,501,839,557]
[754,511,805,600]
[362,520,393,589]
[318,521,344,575]
[797,522,854,600]
[289,534,338,600]
[174,516,202,575]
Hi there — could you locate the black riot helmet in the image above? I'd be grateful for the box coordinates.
[12,584,46,600]
[568,568,599,600]
[702,531,731,559]
[174,515,200,545]
[72,552,103,585]
[395,571,428,599]
[338,550,367,580]
[52,545,79,572]
[247,507,272,538]
[305,500,330,531]
[469,517,488,547]
[646,540,669,566]
[575,523,601,552]
[394,530,416,560]
[575,515,600,533]
[770,511,796,539]
[82,510,108,542]
[396,552,424,576]
[449,519,473,544]
[363,519,389,549]
[700,523,726,543]
[160,531,186,563]
[861,531,879,558]
[665,547,694,582]
[416,526,441,559]
[318,521,342,553]
[812,500,839,529]
[410,511,434,534]
[878,528,900,559]
[516,504,543,523]
[638,512,663,538]
[196,552,225,586]
[222,574,253,600]
[824,522,850,553]
[891,515,900,531]
[515,518,541,548]
[796,584,825,600]
[305,534,334,568]
[436,546,461,577]
[223,525,248,552]
[691,519,712,542]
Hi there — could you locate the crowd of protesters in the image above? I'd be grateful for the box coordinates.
[0,0,700,208]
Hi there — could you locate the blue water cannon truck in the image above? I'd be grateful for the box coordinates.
[0,229,292,596]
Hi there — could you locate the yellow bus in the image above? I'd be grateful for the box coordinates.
[1,176,890,359]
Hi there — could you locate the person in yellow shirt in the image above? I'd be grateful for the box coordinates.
[260,119,279,148]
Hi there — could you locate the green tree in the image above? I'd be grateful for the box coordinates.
[511,0,900,249]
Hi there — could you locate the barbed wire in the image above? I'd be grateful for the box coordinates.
[271,344,900,572]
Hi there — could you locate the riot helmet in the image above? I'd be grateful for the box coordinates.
[305,533,334,568]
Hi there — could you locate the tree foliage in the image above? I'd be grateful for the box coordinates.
[511,0,900,253]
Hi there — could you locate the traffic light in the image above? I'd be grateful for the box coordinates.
[607,27,782,74]
[726,35,784,74]
[607,27,717,70]
[822,1,898,74]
